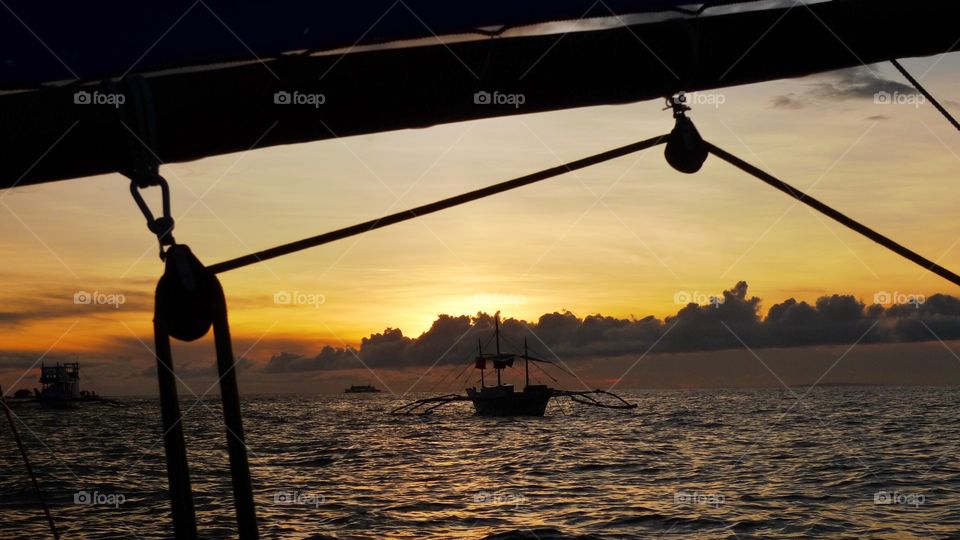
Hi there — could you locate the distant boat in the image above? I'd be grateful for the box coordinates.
[345,384,381,394]
[36,361,103,407]
[3,388,36,404]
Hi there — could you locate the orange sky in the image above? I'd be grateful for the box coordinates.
[3,56,960,395]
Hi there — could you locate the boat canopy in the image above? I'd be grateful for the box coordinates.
[1,0,958,186]
[0,0,820,89]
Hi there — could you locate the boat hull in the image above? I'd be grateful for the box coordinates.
[468,386,552,417]
[345,385,381,393]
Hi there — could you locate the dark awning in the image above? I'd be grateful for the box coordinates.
[1,0,957,187]
[0,0,787,90]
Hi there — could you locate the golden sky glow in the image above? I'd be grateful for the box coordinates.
[3,57,960,394]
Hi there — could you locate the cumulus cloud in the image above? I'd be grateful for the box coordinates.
[263,282,960,373]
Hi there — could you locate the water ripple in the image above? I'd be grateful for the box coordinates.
[2,387,959,538]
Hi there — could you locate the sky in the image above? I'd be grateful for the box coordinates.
[2,52,960,396]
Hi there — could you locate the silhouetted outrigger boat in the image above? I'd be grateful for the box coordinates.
[391,316,637,416]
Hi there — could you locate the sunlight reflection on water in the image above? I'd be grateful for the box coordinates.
[2,387,959,539]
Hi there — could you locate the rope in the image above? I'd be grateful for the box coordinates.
[531,361,562,385]
[204,125,959,287]
[153,313,199,540]
[207,135,668,274]
[0,386,59,539]
[421,332,498,394]
[154,245,258,539]
[706,142,960,288]
[423,352,475,394]
[117,76,176,259]
[891,59,960,133]
[112,77,163,188]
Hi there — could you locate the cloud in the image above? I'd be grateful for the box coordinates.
[0,352,76,370]
[8,283,960,394]
[262,282,960,372]
[263,347,355,373]
[771,93,807,110]
[771,66,920,109]
[811,66,915,100]
[0,287,152,327]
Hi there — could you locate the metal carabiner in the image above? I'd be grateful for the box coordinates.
[663,92,691,118]
[129,175,176,259]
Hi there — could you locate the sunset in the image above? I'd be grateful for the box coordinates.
[2,1,960,538]
[5,63,960,395]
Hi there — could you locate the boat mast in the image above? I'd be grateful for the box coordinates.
[524,338,529,388]
[495,315,501,387]
[478,339,485,388]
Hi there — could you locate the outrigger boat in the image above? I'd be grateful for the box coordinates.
[392,316,637,416]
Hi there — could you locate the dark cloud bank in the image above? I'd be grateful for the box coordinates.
[265,282,960,373]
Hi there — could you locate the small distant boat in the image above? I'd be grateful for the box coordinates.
[3,388,36,405]
[345,384,382,394]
